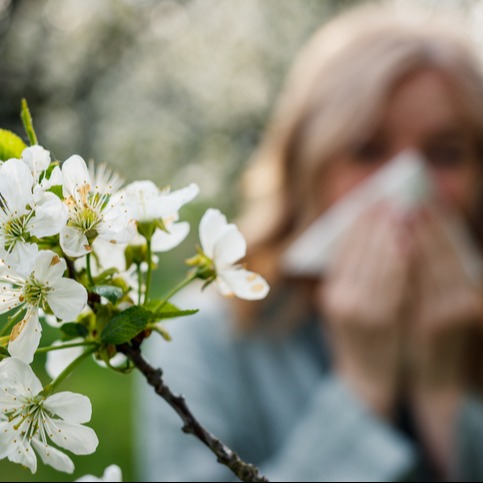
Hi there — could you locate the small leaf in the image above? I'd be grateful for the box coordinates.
[60,323,89,341]
[21,99,38,146]
[153,325,172,342]
[0,346,9,357]
[0,129,27,161]
[151,301,199,321]
[101,306,152,345]
[48,185,64,200]
[94,285,124,304]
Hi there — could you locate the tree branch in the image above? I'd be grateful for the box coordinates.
[118,343,269,483]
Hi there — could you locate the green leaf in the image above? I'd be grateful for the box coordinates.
[0,346,9,357]
[101,306,152,345]
[48,185,64,200]
[0,129,27,161]
[151,301,199,321]
[21,99,38,146]
[60,323,89,341]
[94,285,124,305]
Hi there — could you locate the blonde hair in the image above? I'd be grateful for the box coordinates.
[236,2,483,327]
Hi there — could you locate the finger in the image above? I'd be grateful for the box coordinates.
[363,211,411,322]
[411,205,477,330]
[331,203,397,285]
[412,205,467,283]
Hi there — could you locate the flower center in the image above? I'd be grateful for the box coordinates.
[22,276,49,308]
[67,190,109,239]
[8,399,45,440]
[3,215,32,252]
[186,250,216,281]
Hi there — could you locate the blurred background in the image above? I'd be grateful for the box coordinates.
[0,0,482,481]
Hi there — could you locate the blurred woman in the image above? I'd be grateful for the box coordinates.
[138,4,483,481]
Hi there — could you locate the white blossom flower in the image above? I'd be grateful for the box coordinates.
[20,145,51,181]
[88,160,124,196]
[0,250,88,363]
[60,156,136,258]
[117,181,199,252]
[0,358,98,474]
[76,465,123,482]
[0,158,68,275]
[196,209,269,300]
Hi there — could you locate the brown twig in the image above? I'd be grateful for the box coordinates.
[118,342,269,483]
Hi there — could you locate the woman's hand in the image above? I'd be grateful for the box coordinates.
[319,205,411,420]
[407,206,483,476]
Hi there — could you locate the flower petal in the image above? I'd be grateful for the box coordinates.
[60,226,91,258]
[22,146,51,181]
[218,268,270,300]
[97,206,136,245]
[29,194,68,239]
[62,155,91,201]
[75,474,102,482]
[3,241,39,277]
[44,391,92,425]
[31,438,75,474]
[0,357,43,395]
[95,353,127,370]
[8,439,38,474]
[151,222,190,252]
[120,180,160,221]
[212,225,247,267]
[199,209,229,258]
[76,465,123,482]
[0,286,24,314]
[8,310,42,365]
[31,250,67,285]
[103,465,123,482]
[47,278,87,322]
[0,421,18,459]
[0,159,34,214]
[156,183,199,219]
[44,418,99,455]
[96,238,127,272]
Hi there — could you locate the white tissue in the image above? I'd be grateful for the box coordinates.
[283,151,482,282]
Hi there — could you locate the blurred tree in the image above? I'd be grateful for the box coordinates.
[0,0,366,212]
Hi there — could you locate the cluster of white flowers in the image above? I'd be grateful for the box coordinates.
[0,358,98,474]
[0,142,269,476]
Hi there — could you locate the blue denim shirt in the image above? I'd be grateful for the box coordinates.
[136,290,483,482]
